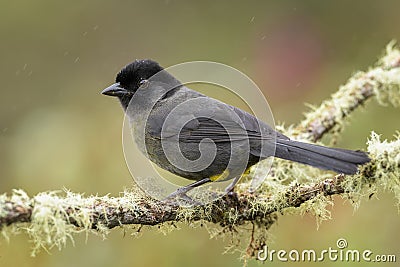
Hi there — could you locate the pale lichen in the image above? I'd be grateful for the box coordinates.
[0,189,30,242]
[284,193,333,228]
[340,132,400,210]
[27,191,98,255]
[367,132,400,203]
[0,188,150,256]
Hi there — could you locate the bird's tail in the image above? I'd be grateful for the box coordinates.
[274,139,370,174]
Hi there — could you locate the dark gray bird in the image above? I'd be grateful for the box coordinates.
[102,59,370,197]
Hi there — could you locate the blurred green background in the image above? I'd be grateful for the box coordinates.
[1,0,399,266]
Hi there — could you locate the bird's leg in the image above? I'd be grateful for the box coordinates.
[164,178,212,204]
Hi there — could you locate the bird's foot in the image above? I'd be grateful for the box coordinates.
[163,188,202,207]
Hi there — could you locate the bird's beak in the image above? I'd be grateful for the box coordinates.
[101,83,128,97]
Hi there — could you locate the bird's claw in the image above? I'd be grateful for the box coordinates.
[163,188,202,206]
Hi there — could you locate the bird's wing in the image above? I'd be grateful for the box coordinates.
[150,95,287,143]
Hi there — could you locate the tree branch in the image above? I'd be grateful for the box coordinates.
[1,42,400,257]
[0,175,347,229]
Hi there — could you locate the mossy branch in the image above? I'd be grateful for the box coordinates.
[1,42,399,258]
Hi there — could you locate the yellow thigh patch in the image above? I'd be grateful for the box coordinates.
[209,167,252,182]
[210,169,230,182]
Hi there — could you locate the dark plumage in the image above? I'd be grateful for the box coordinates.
[102,59,371,196]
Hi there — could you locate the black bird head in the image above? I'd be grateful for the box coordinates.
[102,59,165,109]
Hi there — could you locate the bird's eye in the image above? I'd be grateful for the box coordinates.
[139,79,149,89]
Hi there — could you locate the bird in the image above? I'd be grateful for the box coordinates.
[102,59,370,200]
